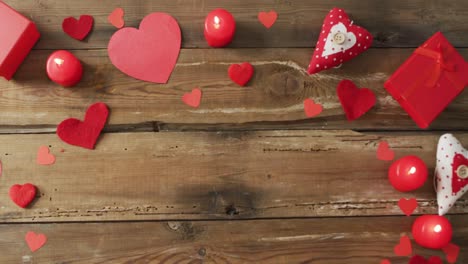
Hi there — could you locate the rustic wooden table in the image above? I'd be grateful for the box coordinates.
[1,0,467,263]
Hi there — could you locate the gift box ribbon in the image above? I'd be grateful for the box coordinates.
[401,43,465,100]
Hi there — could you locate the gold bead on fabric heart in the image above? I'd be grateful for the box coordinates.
[333,32,346,45]
[457,165,468,179]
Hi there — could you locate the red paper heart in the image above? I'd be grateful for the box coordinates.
[398,198,418,216]
[380,259,391,264]
[25,231,47,252]
[377,141,395,161]
[36,146,55,165]
[303,99,323,118]
[394,235,412,256]
[337,79,376,121]
[108,13,181,83]
[9,183,36,208]
[182,88,202,108]
[442,243,460,264]
[57,102,109,149]
[228,62,254,86]
[409,255,443,264]
[307,8,372,74]
[258,11,278,29]
[108,7,125,29]
[62,15,94,40]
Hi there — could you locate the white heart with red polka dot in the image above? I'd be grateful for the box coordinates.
[322,22,356,57]
[436,133,468,215]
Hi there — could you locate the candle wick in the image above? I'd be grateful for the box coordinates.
[54,58,64,66]
[214,16,220,29]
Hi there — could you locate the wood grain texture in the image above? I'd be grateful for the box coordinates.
[1,216,467,263]
[0,131,467,223]
[3,48,468,131]
[4,0,468,49]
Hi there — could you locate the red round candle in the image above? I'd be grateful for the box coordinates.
[204,9,236,48]
[412,215,452,249]
[46,50,83,87]
[388,155,428,192]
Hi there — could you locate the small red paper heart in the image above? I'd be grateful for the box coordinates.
[108,12,181,84]
[380,259,391,264]
[182,88,202,108]
[258,11,278,29]
[398,198,418,216]
[228,62,254,86]
[442,243,460,264]
[9,183,37,208]
[337,79,376,121]
[409,255,443,264]
[36,146,55,165]
[377,141,395,161]
[25,231,47,252]
[394,235,412,256]
[303,99,323,118]
[108,7,125,29]
[57,102,109,149]
[62,15,94,40]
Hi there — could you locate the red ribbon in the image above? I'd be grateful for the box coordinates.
[402,43,464,99]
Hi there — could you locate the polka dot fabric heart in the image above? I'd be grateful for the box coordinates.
[435,133,468,215]
[307,8,373,74]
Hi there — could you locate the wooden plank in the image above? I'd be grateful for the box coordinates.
[0,216,467,263]
[5,0,468,49]
[0,130,467,222]
[2,48,468,132]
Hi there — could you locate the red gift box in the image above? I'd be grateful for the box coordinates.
[0,1,40,80]
[384,32,468,129]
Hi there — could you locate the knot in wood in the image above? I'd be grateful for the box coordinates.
[267,72,303,96]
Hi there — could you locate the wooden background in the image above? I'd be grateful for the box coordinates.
[1,0,467,263]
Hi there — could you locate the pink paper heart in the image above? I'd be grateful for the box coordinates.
[258,11,278,29]
[182,88,202,108]
[398,198,418,216]
[25,231,47,252]
[303,99,323,118]
[108,7,124,29]
[108,12,181,83]
[36,146,55,165]
[377,141,395,161]
[394,235,412,256]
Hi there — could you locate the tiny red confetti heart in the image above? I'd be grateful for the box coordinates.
[380,259,391,264]
[228,62,254,86]
[108,7,125,29]
[36,146,56,165]
[62,15,94,40]
[182,88,202,108]
[337,79,376,121]
[303,99,323,118]
[258,11,278,29]
[9,183,37,208]
[25,231,47,252]
[398,198,418,216]
[377,141,395,161]
[442,243,460,263]
[394,235,412,256]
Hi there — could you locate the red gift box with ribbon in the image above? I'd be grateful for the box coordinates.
[384,32,468,129]
[0,1,40,80]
